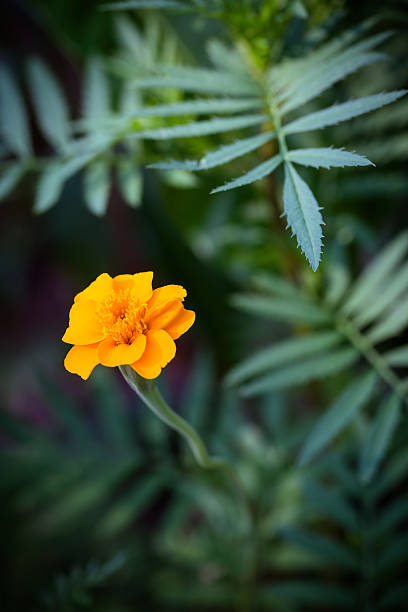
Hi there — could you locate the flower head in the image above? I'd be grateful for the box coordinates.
[62,272,195,380]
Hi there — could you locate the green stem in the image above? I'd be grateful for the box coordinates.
[119,365,258,611]
[337,316,407,403]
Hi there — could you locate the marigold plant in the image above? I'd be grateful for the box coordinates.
[62,272,195,380]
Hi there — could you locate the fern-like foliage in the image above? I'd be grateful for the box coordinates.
[0,15,186,215]
[0,13,405,269]
[138,23,405,269]
[226,232,408,475]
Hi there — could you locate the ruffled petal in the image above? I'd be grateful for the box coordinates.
[97,334,147,367]
[147,285,186,310]
[74,273,113,304]
[131,329,176,379]
[113,272,153,303]
[64,343,100,380]
[146,300,183,330]
[112,274,136,292]
[62,299,105,345]
[165,308,195,339]
[131,271,154,303]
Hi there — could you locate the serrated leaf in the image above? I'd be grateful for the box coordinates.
[225,331,343,388]
[83,57,110,125]
[281,52,385,115]
[127,97,261,119]
[211,154,282,194]
[0,163,25,200]
[298,371,377,466]
[283,163,323,272]
[133,65,260,96]
[84,161,110,216]
[240,347,358,397]
[150,131,275,171]
[130,113,267,140]
[287,148,373,169]
[343,232,408,315]
[0,65,32,156]
[359,395,400,483]
[368,299,408,343]
[27,58,70,151]
[284,90,407,134]
[117,159,142,207]
[230,293,330,325]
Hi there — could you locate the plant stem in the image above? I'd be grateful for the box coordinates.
[336,316,407,403]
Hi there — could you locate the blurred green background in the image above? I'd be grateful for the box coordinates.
[1,1,408,610]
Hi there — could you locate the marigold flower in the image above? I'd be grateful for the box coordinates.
[62,272,195,380]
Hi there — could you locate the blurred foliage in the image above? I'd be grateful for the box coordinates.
[1,0,408,610]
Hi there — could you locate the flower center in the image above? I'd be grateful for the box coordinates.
[97,289,148,344]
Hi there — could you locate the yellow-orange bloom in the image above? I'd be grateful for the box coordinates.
[62,272,195,380]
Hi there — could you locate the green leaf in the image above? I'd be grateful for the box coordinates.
[368,299,408,343]
[279,527,358,569]
[0,163,25,200]
[354,261,408,327]
[375,494,408,537]
[182,350,214,431]
[283,162,323,272]
[384,345,408,367]
[240,347,359,397]
[230,293,330,325]
[298,371,377,466]
[34,164,66,214]
[34,152,97,214]
[206,39,248,75]
[324,262,350,306]
[84,160,110,216]
[263,581,355,609]
[342,232,408,315]
[225,331,343,388]
[117,159,142,207]
[281,52,385,114]
[150,131,275,171]
[211,154,282,194]
[287,147,373,169]
[27,58,70,151]
[130,113,267,140]
[133,65,260,96]
[377,532,408,572]
[83,57,110,125]
[283,90,407,134]
[0,65,32,156]
[359,395,400,483]
[127,97,261,118]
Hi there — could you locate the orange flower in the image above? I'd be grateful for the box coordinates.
[62,272,195,380]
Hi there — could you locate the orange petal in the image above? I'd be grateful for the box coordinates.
[131,329,176,379]
[64,343,100,380]
[165,308,195,339]
[131,271,154,303]
[147,284,186,310]
[146,300,183,329]
[74,273,113,304]
[112,274,136,292]
[97,334,147,367]
[62,299,105,345]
